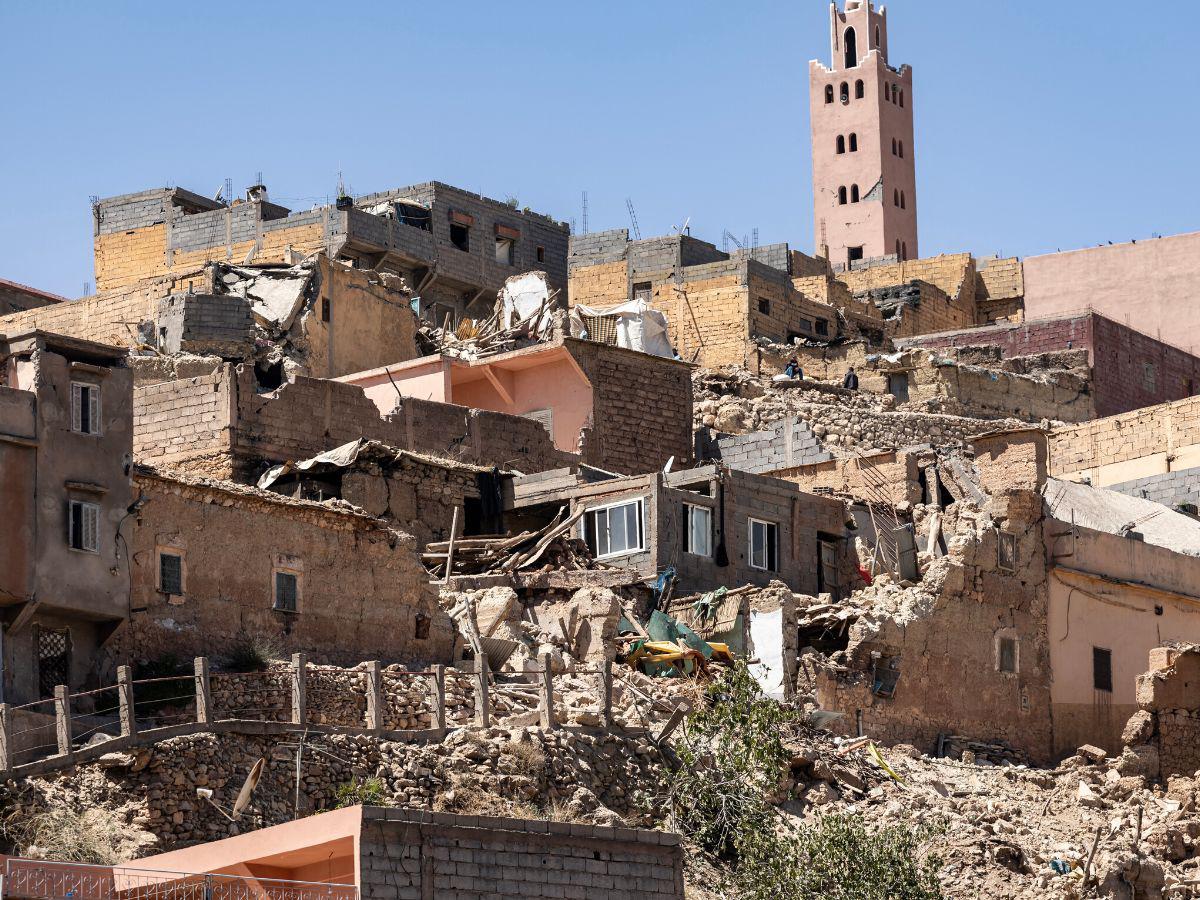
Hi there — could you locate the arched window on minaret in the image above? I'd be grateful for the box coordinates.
[892,138,898,156]
[849,133,858,152]
[844,28,858,68]
[898,140,904,158]
[836,135,846,154]
[855,80,864,99]
[838,187,848,206]
[891,84,898,104]
[876,26,881,50]
[899,89,905,108]
[894,189,900,207]
[900,191,907,209]
[825,85,834,104]
[902,242,908,260]
[851,185,860,203]
[896,240,901,258]
[840,82,849,103]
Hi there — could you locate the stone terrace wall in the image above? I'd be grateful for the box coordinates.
[359,810,684,900]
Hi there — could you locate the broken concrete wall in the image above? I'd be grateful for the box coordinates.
[116,468,453,669]
[770,449,923,507]
[695,416,833,474]
[1127,647,1200,779]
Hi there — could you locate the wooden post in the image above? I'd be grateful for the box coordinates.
[117,665,137,738]
[291,653,307,726]
[54,685,73,758]
[539,652,555,730]
[441,507,461,584]
[0,703,12,772]
[365,661,383,734]
[598,661,613,729]
[431,664,447,731]
[194,657,211,725]
[473,657,490,728]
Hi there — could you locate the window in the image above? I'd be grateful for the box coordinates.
[848,246,864,263]
[894,189,900,207]
[837,186,848,206]
[875,25,881,49]
[997,636,1018,674]
[901,242,908,260]
[836,135,846,155]
[414,613,431,640]
[898,140,905,158]
[884,81,890,101]
[843,27,857,68]
[449,222,470,252]
[815,318,830,336]
[683,504,713,557]
[849,133,858,152]
[37,627,70,698]
[274,571,299,612]
[748,518,778,572]
[632,281,652,302]
[900,191,906,210]
[68,500,99,553]
[321,297,331,322]
[584,499,645,559]
[495,235,516,266]
[159,552,183,595]
[840,82,849,103]
[798,318,813,334]
[892,138,898,156]
[758,297,771,315]
[1144,362,1157,392]
[891,84,898,104]
[899,88,905,107]
[825,84,834,104]
[896,240,902,258]
[1093,647,1113,692]
[997,531,1016,571]
[850,184,860,203]
[854,79,864,99]
[536,246,546,263]
[71,382,101,435]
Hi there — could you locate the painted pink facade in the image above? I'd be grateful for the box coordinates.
[809,1,917,267]
[1023,231,1200,356]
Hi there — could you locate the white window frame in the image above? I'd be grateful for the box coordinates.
[583,498,646,561]
[748,517,778,572]
[68,500,100,553]
[683,504,713,558]
[71,382,102,436]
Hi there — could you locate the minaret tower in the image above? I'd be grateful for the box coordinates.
[809,1,917,266]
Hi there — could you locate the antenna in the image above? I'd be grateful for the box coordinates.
[625,198,642,241]
[722,230,745,251]
[197,757,266,822]
[581,191,589,235]
[82,281,91,296]
[224,178,233,206]
[88,195,99,207]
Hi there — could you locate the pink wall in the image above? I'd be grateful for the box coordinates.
[339,358,450,413]
[1023,231,1200,356]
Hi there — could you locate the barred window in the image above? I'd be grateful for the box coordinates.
[274,571,299,613]
[160,552,183,595]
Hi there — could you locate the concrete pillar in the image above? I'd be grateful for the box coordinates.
[291,653,307,726]
[365,661,383,735]
[117,665,137,739]
[194,657,211,725]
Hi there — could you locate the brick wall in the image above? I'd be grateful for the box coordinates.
[569,261,630,307]
[121,469,453,667]
[975,257,1024,302]
[771,449,923,507]
[1107,467,1200,511]
[568,340,693,475]
[358,808,684,900]
[696,417,833,474]
[1049,395,1200,478]
[133,367,235,476]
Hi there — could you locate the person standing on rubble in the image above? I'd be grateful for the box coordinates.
[843,366,859,390]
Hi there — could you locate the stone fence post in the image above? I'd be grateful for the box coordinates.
[0,703,11,772]
[365,661,383,735]
[54,685,73,759]
[598,661,613,729]
[292,653,307,725]
[431,665,447,731]
[117,665,137,739]
[194,657,211,725]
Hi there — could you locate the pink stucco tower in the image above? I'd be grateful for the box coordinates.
[810,1,917,266]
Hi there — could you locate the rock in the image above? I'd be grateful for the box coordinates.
[1077,744,1108,763]
[1122,709,1156,746]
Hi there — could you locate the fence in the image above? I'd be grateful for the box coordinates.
[0,653,618,778]
[2,858,357,900]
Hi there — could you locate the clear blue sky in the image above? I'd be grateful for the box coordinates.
[1,1,1196,298]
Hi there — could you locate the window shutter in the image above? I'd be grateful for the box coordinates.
[89,386,101,435]
[83,504,99,551]
[72,384,83,432]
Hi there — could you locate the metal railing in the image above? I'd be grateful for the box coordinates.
[2,859,357,900]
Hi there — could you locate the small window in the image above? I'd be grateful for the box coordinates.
[875,25,880,48]
[449,222,470,252]
[838,186,848,206]
[998,636,1018,674]
[584,499,645,559]
[495,236,516,266]
[894,189,900,207]
[997,531,1017,572]
[274,571,299,613]
[836,135,846,155]
[749,518,778,572]
[849,133,858,152]
[414,612,431,640]
[843,27,857,68]
[321,297,331,322]
[798,318,813,334]
[815,319,830,336]
[1144,362,1157,392]
[825,85,834,104]
[900,191,906,210]
[1093,647,1113,693]
[71,383,101,435]
[536,246,546,263]
[632,282,652,302]
[683,504,713,558]
[901,242,908,260]
[896,240,901,258]
[848,246,864,263]
[892,138,897,156]
[850,185,860,203]
[898,140,905,158]
[37,628,71,698]
[159,552,183,595]
[891,84,898,104]
[854,79,864,99]
[68,500,100,553]
[840,82,849,103]
[899,88,905,108]
[758,297,771,315]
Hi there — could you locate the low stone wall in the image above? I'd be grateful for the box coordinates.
[1124,646,1200,779]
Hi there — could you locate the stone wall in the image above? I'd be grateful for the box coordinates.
[1125,647,1200,779]
[117,468,454,670]
[358,810,683,900]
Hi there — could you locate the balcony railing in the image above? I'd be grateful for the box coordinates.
[2,859,357,900]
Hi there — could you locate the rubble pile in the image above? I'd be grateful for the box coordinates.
[424,508,597,578]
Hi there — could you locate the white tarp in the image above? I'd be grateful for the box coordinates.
[500,271,554,337]
[749,608,785,699]
[568,299,674,359]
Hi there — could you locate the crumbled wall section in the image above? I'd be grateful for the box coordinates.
[358,809,685,900]
[119,468,453,667]
[770,450,923,507]
[1127,647,1200,779]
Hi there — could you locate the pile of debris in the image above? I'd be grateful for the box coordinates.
[423,509,600,580]
[416,271,559,361]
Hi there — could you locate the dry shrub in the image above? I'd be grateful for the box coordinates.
[500,738,547,769]
[8,806,144,864]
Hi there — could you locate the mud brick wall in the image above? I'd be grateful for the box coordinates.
[567,340,693,475]
[358,809,684,900]
[1130,648,1200,778]
[837,252,975,298]
[771,449,923,506]
[119,470,454,668]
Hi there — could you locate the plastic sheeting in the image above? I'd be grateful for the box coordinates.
[749,608,785,699]
[568,299,674,359]
[500,272,554,336]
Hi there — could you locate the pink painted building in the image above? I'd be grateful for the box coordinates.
[810,1,918,267]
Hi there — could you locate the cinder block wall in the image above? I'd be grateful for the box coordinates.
[696,418,833,474]
[358,809,684,900]
[1049,395,1200,478]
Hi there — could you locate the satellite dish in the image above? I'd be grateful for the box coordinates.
[232,758,266,820]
